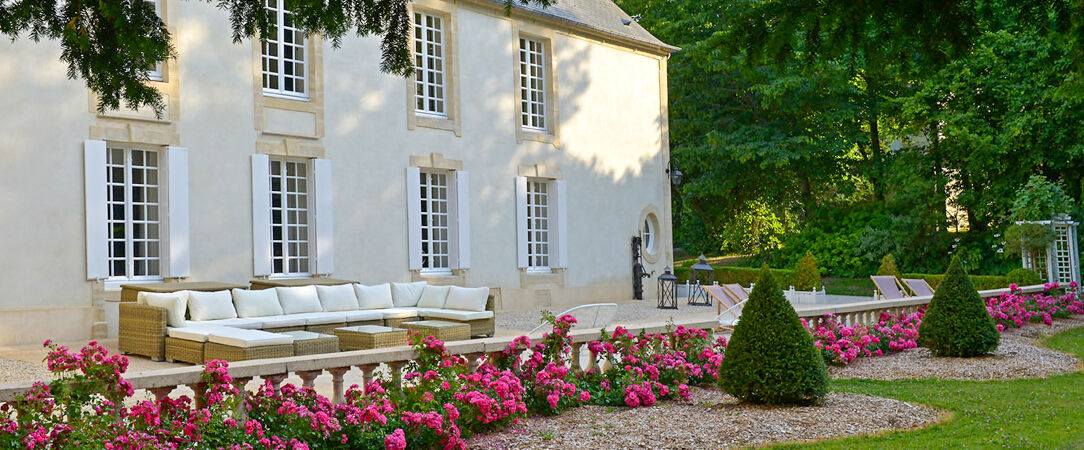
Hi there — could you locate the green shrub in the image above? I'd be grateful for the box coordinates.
[675,266,796,287]
[877,254,900,277]
[918,256,1001,357]
[718,267,829,405]
[1006,268,1042,286]
[900,273,1009,291]
[793,252,821,290]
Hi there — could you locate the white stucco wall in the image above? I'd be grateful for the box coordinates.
[0,0,673,344]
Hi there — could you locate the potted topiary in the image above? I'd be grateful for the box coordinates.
[785,252,826,304]
[918,256,1000,357]
[719,267,829,405]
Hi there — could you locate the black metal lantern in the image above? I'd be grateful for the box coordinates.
[688,255,714,306]
[657,267,678,309]
[666,159,683,186]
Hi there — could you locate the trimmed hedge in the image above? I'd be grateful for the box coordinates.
[918,256,1000,357]
[718,267,829,405]
[901,273,1009,291]
[676,264,1012,292]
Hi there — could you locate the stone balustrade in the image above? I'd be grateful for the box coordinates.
[797,283,1050,327]
[0,319,717,404]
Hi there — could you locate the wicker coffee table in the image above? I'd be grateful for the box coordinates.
[402,320,471,342]
[334,326,408,351]
[279,331,339,356]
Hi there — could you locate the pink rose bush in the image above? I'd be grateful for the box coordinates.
[986,283,1083,330]
[2,314,727,449]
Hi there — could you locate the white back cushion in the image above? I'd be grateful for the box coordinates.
[391,281,426,307]
[416,285,451,309]
[141,292,188,328]
[444,286,490,312]
[354,283,394,310]
[275,285,323,314]
[316,284,359,312]
[232,288,283,318]
[187,290,238,321]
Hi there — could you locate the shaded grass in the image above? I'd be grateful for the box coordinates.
[776,326,1084,448]
[821,277,874,297]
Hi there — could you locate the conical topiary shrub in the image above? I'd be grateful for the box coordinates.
[918,256,1000,357]
[877,254,900,277]
[793,252,821,291]
[718,267,829,405]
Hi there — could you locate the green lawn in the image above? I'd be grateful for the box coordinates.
[776,326,1084,448]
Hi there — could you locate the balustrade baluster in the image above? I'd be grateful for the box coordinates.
[328,367,350,404]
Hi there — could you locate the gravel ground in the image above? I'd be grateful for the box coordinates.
[831,317,1084,381]
[496,301,722,333]
[465,389,941,449]
[0,358,54,384]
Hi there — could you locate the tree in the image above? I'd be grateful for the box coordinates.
[876,254,900,277]
[718,267,828,405]
[0,0,553,115]
[918,256,1000,357]
[793,252,821,291]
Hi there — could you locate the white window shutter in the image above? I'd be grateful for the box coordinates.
[406,167,422,270]
[84,140,109,280]
[251,154,272,276]
[552,180,568,268]
[312,158,334,275]
[455,171,471,269]
[515,176,529,268]
[164,147,190,278]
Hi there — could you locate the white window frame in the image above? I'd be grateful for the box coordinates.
[413,11,447,118]
[145,0,165,82]
[106,146,164,282]
[642,215,657,255]
[526,179,551,273]
[418,170,453,275]
[519,36,547,132]
[261,0,308,100]
[268,157,311,277]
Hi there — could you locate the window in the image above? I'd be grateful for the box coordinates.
[526,179,551,270]
[262,0,307,98]
[413,11,446,117]
[269,159,310,276]
[146,0,165,81]
[419,171,451,273]
[106,147,161,279]
[642,217,656,254]
[519,37,547,131]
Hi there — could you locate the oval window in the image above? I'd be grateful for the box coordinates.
[642,213,658,255]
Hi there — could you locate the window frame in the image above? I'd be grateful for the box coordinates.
[518,36,548,132]
[405,1,460,135]
[145,0,165,82]
[525,178,552,273]
[261,0,309,100]
[268,157,312,277]
[417,169,455,276]
[512,28,559,144]
[105,145,165,283]
[413,10,448,119]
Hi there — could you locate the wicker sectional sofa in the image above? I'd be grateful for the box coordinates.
[118,281,495,362]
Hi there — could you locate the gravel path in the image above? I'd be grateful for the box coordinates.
[496,301,720,333]
[0,359,53,384]
[831,317,1084,381]
[466,389,940,449]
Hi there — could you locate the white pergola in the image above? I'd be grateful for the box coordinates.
[1020,214,1081,285]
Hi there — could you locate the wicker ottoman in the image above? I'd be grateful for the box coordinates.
[402,320,471,342]
[204,329,295,362]
[334,326,408,351]
[279,331,339,356]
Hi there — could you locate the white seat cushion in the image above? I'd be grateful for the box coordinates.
[444,286,490,312]
[343,310,383,322]
[425,309,495,321]
[187,290,238,321]
[275,286,323,314]
[141,292,188,328]
[416,285,451,309]
[233,289,283,318]
[207,328,294,348]
[316,284,359,312]
[376,308,421,319]
[191,318,264,330]
[355,283,394,310]
[391,281,426,307]
[255,315,308,329]
[166,325,228,343]
[292,312,348,325]
[411,308,444,318]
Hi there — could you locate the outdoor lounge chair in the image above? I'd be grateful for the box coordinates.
[705,285,746,329]
[870,275,909,300]
[902,278,936,297]
[529,303,619,334]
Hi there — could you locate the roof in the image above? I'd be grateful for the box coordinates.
[486,0,678,53]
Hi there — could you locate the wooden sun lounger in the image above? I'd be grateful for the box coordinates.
[870,275,909,300]
[902,278,936,296]
[704,285,745,329]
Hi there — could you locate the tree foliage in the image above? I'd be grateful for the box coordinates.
[792,252,821,291]
[918,256,1001,357]
[0,0,553,115]
[876,254,900,277]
